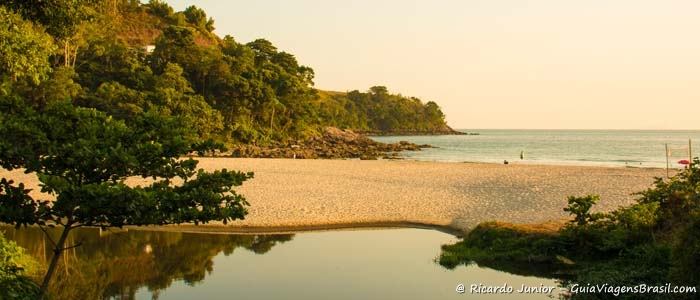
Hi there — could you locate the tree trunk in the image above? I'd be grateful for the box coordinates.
[72,45,79,67]
[37,224,73,300]
[63,40,70,67]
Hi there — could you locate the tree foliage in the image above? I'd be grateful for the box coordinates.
[317,87,448,134]
[145,0,173,18]
[0,97,253,298]
[0,6,56,85]
[183,5,213,32]
[670,210,700,288]
[0,0,96,41]
[0,98,252,228]
[2,0,450,145]
[562,194,604,226]
[1,0,103,67]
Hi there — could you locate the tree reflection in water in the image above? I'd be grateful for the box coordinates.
[1,225,293,300]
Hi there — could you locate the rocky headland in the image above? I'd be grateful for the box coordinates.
[229,127,432,160]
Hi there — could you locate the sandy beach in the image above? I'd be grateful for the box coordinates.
[2,158,666,233]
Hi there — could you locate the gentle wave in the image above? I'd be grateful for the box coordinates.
[371,129,700,168]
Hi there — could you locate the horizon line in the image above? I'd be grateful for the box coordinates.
[453,128,700,131]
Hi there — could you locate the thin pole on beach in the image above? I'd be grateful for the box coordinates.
[689,139,693,165]
[665,143,669,179]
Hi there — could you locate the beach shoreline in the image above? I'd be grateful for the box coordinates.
[1,158,668,234]
[124,221,466,236]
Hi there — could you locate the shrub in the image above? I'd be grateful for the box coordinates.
[636,158,700,231]
[0,232,40,299]
[669,210,700,290]
[563,195,607,226]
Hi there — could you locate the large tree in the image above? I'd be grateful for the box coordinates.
[0,97,253,299]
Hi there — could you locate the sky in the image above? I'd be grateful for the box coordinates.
[162,0,700,130]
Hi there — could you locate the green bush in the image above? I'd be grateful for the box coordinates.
[669,210,700,289]
[0,232,40,299]
[563,195,606,226]
[636,159,700,230]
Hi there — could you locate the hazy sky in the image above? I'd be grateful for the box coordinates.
[163,0,699,129]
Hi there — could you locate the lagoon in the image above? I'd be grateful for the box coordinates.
[3,226,563,299]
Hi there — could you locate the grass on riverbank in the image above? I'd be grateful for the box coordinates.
[439,220,574,279]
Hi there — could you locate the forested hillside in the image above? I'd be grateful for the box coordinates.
[317,87,452,135]
[1,0,455,145]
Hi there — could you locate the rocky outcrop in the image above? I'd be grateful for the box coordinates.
[229,127,432,159]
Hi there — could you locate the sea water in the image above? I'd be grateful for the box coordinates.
[371,129,700,168]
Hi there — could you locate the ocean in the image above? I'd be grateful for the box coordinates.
[371,129,700,169]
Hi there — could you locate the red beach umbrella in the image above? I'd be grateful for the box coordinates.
[678,159,690,165]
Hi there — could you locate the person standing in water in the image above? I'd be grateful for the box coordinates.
[520,150,524,160]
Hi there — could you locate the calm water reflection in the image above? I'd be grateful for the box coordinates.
[3,226,562,299]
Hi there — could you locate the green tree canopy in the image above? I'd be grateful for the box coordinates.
[3,0,453,145]
[0,0,94,41]
[0,6,56,85]
[0,97,253,299]
[183,5,213,32]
